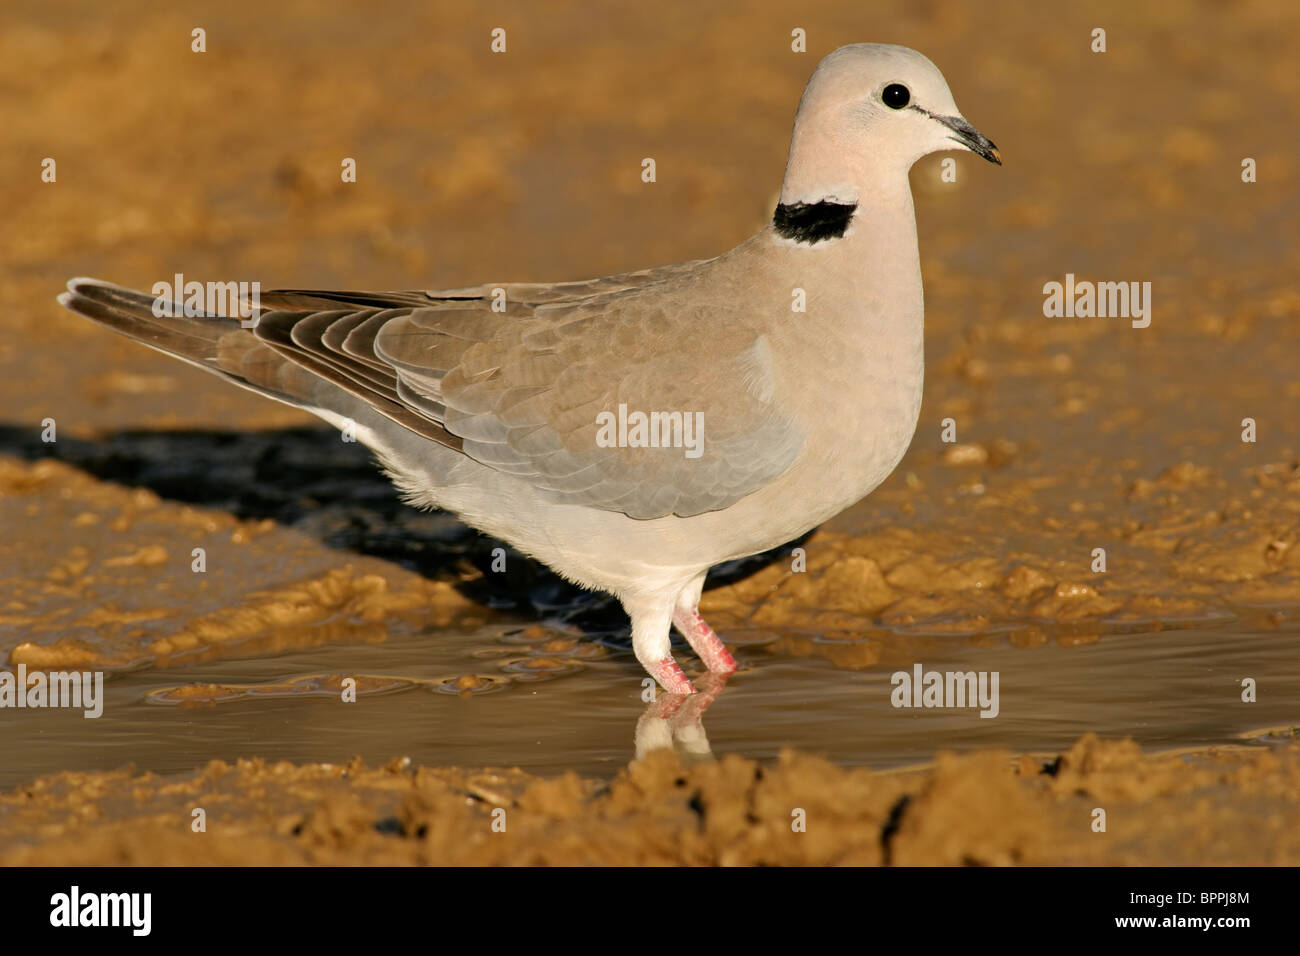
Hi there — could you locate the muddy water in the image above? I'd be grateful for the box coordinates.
[2,616,1294,790]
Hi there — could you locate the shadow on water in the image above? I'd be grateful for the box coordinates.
[0,424,811,643]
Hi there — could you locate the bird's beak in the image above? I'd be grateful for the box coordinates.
[935,113,1002,165]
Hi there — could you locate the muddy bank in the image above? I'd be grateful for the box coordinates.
[0,457,481,671]
[2,735,1297,865]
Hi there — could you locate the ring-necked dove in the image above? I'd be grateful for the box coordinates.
[58,43,999,694]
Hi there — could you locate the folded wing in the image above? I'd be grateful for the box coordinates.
[60,263,803,519]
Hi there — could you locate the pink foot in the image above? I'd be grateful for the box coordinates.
[647,656,696,696]
[673,610,737,675]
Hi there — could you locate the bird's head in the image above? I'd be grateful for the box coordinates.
[780,43,999,208]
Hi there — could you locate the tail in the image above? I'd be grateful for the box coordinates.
[56,278,461,449]
[57,277,319,408]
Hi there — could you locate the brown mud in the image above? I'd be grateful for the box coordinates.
[3,736,1298,865]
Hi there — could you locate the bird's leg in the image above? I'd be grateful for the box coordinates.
[629,600,696,695]
[673,609,737,674]
[646,657,695,696]
[673,574,736,675]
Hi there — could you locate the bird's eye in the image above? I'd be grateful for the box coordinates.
[881,83,910,109]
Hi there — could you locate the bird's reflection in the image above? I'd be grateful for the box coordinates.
[633,671,731,764]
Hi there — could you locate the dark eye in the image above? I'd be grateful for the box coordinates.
[881,83,910,109]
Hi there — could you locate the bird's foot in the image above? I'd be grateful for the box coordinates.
[647,656,696,696]
[673,609,737,675]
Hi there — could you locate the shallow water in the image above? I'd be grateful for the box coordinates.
[2,616,1295,789]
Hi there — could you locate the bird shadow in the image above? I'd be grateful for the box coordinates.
[0,425,811,644]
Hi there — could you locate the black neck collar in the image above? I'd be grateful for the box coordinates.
[772,199,857,244]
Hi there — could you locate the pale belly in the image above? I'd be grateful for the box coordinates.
[378,353,925,599]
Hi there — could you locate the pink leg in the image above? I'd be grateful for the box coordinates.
[673,609,737,675]
[646,656,696,696]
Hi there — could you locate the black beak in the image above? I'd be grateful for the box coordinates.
[934,113,1002,165]
[909,105,1001,165]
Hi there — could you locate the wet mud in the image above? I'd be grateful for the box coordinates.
[3,736,1298,865]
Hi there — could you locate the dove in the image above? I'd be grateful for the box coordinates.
[58,43,999,694]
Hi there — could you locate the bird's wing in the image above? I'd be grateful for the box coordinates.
[60,261,804,518]
[375,274,805,519]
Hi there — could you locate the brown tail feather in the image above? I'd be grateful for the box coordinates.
[57,278,463,451]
